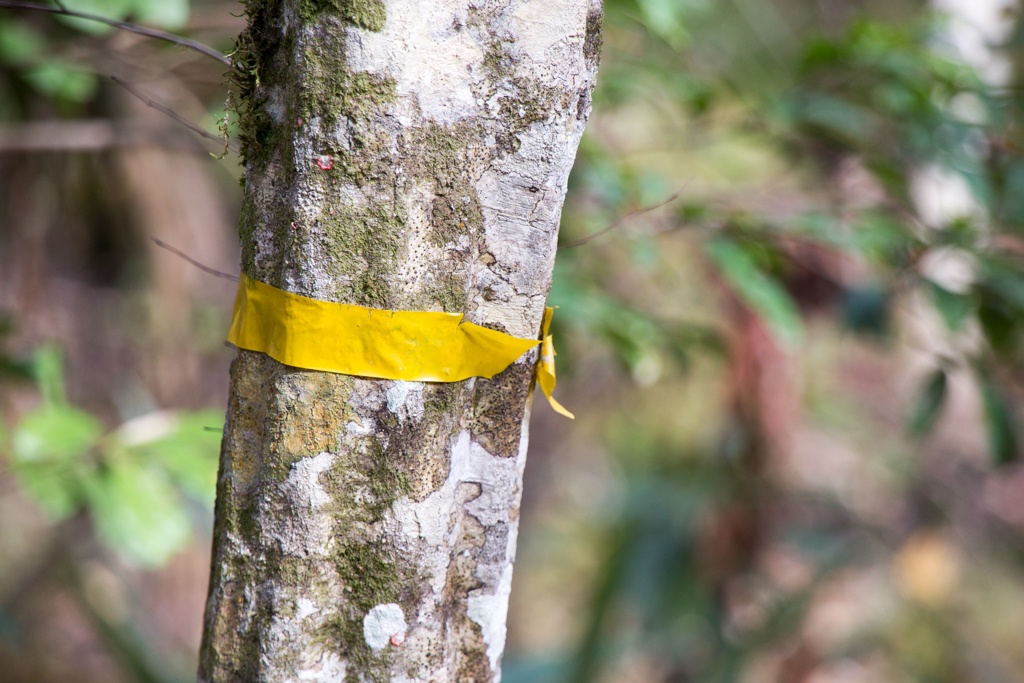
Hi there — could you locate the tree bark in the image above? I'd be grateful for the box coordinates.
[198,0,601,681]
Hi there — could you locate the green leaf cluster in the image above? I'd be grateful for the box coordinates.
[4,345,222,567]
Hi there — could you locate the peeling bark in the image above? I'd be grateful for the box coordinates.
[199,0,601,681]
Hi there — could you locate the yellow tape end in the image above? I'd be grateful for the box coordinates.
[538,309,574,419]
[545,389,576,420]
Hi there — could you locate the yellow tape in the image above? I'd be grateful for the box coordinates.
[227,274,572,417]
[537,307,575,419]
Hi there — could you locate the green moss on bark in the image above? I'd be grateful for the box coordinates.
[315,201,402,307]
[315,433,416,683]
[228,0,293,171]
[299,39,397,131]
[299,0,387,31]
[584,5,605,71]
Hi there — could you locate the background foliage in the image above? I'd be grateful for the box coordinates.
[2,0,1024,681]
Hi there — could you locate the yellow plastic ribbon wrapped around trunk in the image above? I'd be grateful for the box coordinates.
[227,274,573,417]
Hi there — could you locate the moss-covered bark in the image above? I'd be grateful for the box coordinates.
[199,0,602,680]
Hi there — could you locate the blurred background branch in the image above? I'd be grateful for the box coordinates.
[0,1,230,65]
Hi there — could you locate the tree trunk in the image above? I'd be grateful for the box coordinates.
[198,0,602,681]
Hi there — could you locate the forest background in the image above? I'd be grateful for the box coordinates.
[2,0,1024,681]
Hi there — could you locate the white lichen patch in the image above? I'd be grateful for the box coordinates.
[286,451,336,510]
[386,380,426,423]
[363,603,408,652]
[347,0,483,124]
[345,419,374,435]
[261,452,337,557]
[387,428,530,674]
[296,597,320,620]
[510,0,589,65]
[391,430,521,543]
[467,562,515,673]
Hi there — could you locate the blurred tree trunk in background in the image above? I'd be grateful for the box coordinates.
[198,0,601,680]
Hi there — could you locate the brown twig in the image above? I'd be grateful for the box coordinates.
[561,185,688,248]
[0,1,231,66]
[112,75,237,153]
[151,237,239,282]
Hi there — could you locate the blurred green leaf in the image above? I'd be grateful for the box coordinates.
[981,260,1024,311]
[12,465,81,519]
[132,0,190,30]
[29,345,68,406]
[976,261,1024,353]
[11,405,101,517]
[978,296,1017,353]
[12,405,102,464]
[705,237,804,348]
[23,62,97,103]
[133,410,223,505]
[636,0,690,49]
[847,212,918,270]
[998,161,1024,224]
[0,20,45,63]
[909,368,947,436]
[978,375,1018,465]
[56,0,135,35]
[81,456,193,567]
[927,281,973,331]
[786,92,877,144]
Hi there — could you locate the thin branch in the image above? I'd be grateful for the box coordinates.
[151,237,239,282]
[561,185,689,248]
[112,76,238,153]
[0,1,231,67]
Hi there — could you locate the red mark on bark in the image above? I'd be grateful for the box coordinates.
[390,632,405,647]
[317,155,333,170]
